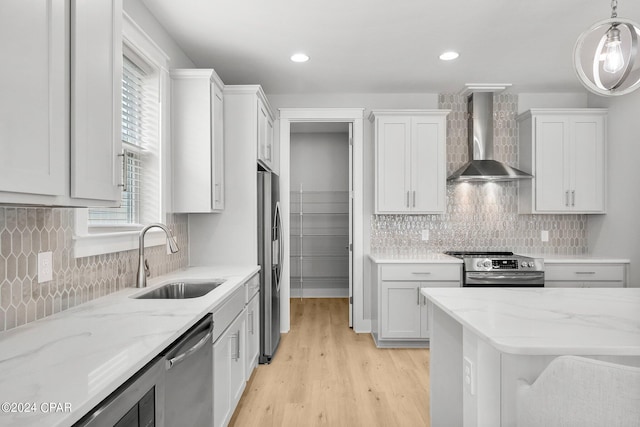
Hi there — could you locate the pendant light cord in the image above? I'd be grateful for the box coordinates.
[611,0,618,19]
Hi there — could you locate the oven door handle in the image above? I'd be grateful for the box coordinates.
[465,271,545,286]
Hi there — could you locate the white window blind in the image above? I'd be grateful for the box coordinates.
[89,56,148,226]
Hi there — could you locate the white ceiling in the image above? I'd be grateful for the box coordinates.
[140,0,640,95]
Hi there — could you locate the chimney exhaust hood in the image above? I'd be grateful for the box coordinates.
[447,92,532,182]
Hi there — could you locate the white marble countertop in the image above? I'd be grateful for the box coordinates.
[421,287,640,356]
[0,265,259,427]
[368,253,462,264]
[526,254,631,264]
[368,252,629,264]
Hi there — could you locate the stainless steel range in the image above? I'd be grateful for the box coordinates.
[445,251,544,287]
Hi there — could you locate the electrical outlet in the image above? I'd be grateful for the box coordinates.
[38,251,53,283]
[541,230,549,242]
[421,230,429,241]
[463,357,475,395]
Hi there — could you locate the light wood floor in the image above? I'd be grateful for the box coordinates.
[229,298,430,427]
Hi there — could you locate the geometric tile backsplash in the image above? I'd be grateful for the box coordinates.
[371,93,589,257]
[0,208,188,332]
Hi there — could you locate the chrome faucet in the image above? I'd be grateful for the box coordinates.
[137,223,180,288]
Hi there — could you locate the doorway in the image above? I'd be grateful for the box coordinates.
[278,108,365,333]
[289,122,350,303]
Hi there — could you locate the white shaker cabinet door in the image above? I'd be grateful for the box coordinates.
[570,116,605,212]
[380,281,422,339]
[213,324,232,427]
[0,0,67,196]
[70,0,122,202]
[534,117,569,212]
[375,117,411,213]
[412,117,446,213]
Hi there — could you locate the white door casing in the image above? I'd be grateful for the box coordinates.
[278,108,367,333]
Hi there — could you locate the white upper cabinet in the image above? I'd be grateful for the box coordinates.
[257,96,275,171]
[0,0,67,198]
[71,0,122,203]
[370,110,449,214]
[0,0,122,206]
[518,109,607,214]
[171,69,225,213]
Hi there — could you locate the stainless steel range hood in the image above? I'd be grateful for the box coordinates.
[447,92,532,182]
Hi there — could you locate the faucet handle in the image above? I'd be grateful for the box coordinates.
[144,259,150,278]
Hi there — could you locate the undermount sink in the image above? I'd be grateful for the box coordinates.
[133,281,225,299]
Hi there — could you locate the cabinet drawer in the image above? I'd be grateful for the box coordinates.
[211,286,245,343]
[545,264,625,282]
[380,264,460,281]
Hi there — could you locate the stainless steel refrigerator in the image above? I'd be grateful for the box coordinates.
[257,169,282,363]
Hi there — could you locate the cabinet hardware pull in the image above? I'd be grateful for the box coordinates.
[236,332,241,360]
[575,271,596,275]
[406,191,410,207]
[565,190,569,207]
[117,152,126,191]
[416,287,421,305]
[571,190,575,207]
[231,332,241,361]
[411,272,432,275]
[412,191,416,207]
[249,311,254,334]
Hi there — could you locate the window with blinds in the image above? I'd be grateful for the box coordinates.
[89,56,148,226]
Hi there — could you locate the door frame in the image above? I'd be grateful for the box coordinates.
[278,108,366,333]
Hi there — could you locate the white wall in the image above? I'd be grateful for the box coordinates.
[123,0,195,68]
[587,90,640,287]
[290,132,349,191]
[518,93,588,114]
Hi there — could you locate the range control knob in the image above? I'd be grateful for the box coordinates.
[476,261,483,268]
[483,260,492,268]
[521,261,528,268]
[528,261,535,268]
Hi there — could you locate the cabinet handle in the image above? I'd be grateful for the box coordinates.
[571,190,575,207]
[575,271,596,275]
[411,272,432,275]
[231,332,241,361]
[117,152,126,191]
[406,191,410,207]
[565,190,569,207]
[236,332,241,360]
[416,287,421,305]
[215,183,221,203]
[249,311,254,334]
[412,191,416,207]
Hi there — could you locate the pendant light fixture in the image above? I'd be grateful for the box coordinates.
[573,0,640,96]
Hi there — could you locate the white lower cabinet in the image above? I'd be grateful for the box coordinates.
[245,292,260,378]
[371,262,461,347]
[212,272,260,427]
[544,262,627,288]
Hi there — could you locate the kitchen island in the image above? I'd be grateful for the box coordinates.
[421,287,640,427]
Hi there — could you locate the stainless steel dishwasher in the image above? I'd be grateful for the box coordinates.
[164,315,214,427]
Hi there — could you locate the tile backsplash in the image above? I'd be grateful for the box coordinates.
[0,208,188,332]
[370,93,589,256]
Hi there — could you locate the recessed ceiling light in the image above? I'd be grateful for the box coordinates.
[290,53,310,63]
[439,51,459,61]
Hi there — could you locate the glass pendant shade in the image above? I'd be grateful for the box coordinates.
[574,17,640,96]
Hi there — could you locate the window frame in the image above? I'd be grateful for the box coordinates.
[73,11,171,258]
